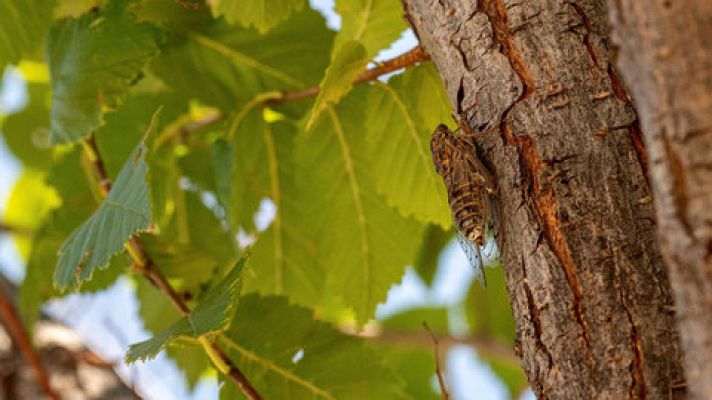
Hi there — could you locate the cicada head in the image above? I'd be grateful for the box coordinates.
[431,124,458,177]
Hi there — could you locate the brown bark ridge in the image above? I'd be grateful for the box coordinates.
[607,2,712,399]
[402,0,686,398]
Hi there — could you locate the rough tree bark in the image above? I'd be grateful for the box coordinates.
[607,2,712,399]
[402,0,686,398]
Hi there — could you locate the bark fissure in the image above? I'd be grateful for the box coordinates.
[568,2,599,73]
[661,133,692,236]
[501,122,592,351]
[622,301,646,400]
[606,64,650,179]
[523,278,551,397]
[479,0,534,96]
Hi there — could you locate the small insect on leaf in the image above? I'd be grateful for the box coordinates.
[431,123,496,285]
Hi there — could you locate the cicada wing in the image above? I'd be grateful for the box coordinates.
[481,233,499,267]
[456,232,487,287]
[460,138,496,194]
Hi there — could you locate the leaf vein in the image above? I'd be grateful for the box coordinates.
[263,124,284,293]
[220,336,335,399]
[327,108,371,305]
[190,33,303,88]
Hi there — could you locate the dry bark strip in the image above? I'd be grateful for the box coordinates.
[402,0,686,398]
[608,2,712,399]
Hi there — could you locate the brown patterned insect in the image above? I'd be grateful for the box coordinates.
[431,123,496,285]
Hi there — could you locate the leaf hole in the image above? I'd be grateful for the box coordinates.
[291,348,304,364]
[254,198,276,232]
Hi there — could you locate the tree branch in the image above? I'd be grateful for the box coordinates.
[268,45,430,105]
[80,136,262,400]
[0,285,60,400]
[0,222,33,236]
[361,328,519,365]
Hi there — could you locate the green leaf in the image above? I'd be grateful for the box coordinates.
[1,82,53,170]
[4,169,60,258]
[211,0,306,34]
[140,190,237,294]
[414,226,453,286]
[228,106,268,231]
[54,0,103,19]
[95,93,188,178]
[126,258,246,363]
[21,215,126,329]
[212,138,233,221]
[307,0,407,126]
[166,343,212,390]
[134,0,212,32]
[333,0,406,57]
[53,112,160,290]
[366,64,453,228]
[380,307,449,333]
[135,275,181,334]
[218,294,406,399]
[379,347,440,400]
[19,148,124,330]
[47,0,159,144]
[297,88,423,321]
[140,234,219,291]
[178,141,221,193]
[151,8,333,112]
[0,0,55,71]
[306,40,368,129]
[134,277,212,389]
[465,264,516,344]
[146,141,179,230]
[485,356,528,399]
[231,120,323,307]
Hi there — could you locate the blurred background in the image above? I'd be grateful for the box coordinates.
[0,0,534,398]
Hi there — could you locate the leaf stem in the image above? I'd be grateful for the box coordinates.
[80,135,262,400]
[0,284,60,400]
[199,336,229,374]
[81,135,112,196]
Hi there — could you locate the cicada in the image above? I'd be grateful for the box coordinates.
[431,123,496,285]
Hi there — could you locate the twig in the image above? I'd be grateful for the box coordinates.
[80,136,262,400]
[174,0,199,9]
[268,45,430,105]
[80,135,112,196]
[0,285,61,400]
[359,328,519,365]
[355,45,430,84]
[0,222,33,236]
[423,322,449,400]
[126,240,189,316]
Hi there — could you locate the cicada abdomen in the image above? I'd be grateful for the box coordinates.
[431,123,496,285]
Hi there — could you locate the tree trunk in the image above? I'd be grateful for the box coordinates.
[607,2,712,399]
[402,0,686,398]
